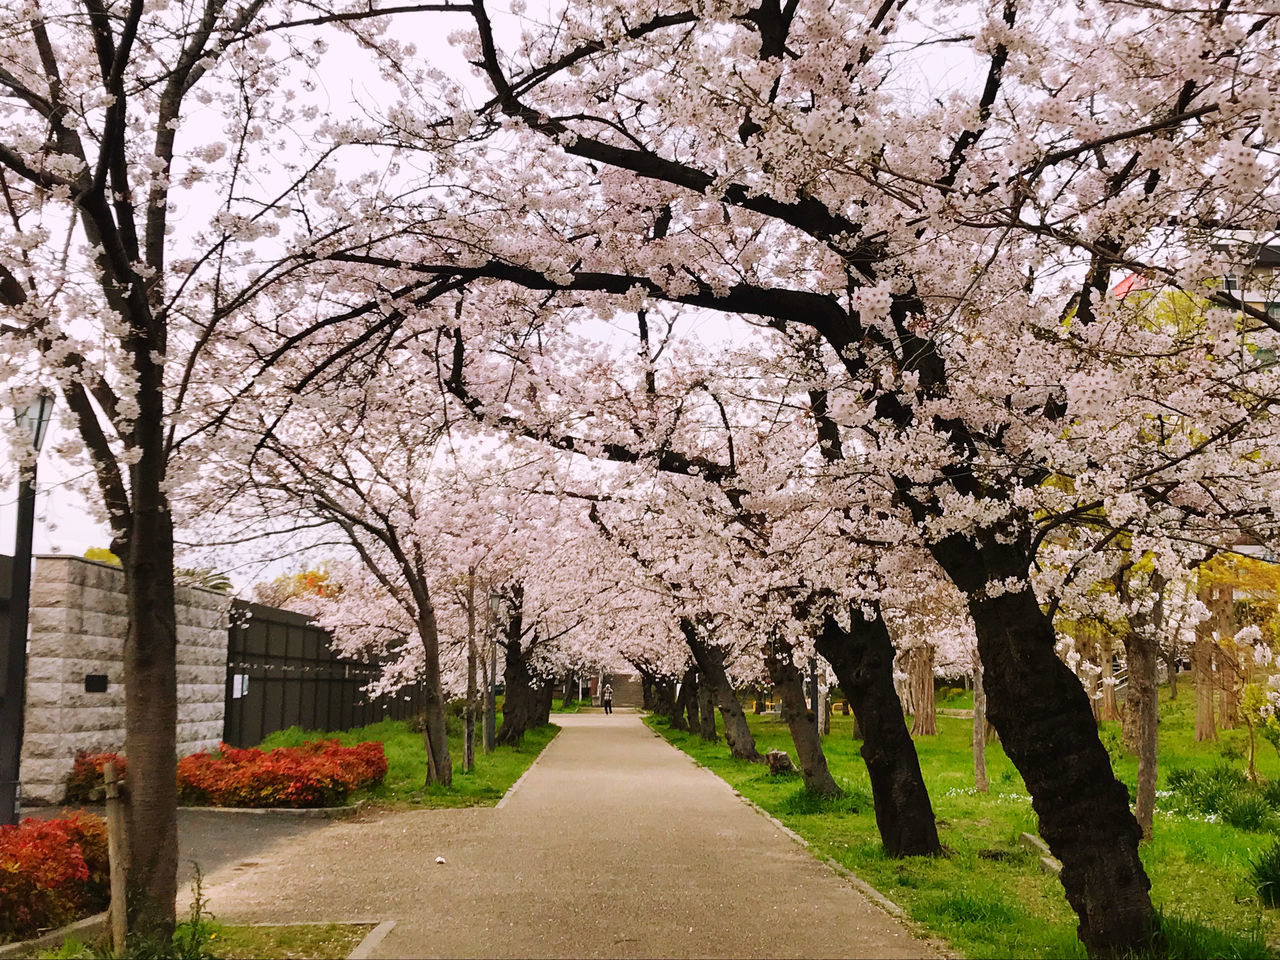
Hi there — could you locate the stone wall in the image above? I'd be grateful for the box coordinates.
[20,556,230,805]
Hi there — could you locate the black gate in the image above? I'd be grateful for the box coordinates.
[223,600,424,747]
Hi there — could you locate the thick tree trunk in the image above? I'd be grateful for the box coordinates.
[973,662,989,793]
[681,667,701,732]
[418,605,452,787]
[766,644,839,797]
[673,668,696,730]
[640,671,655,711]
[753,689,766,714]
[816,610,941,856]
[1214,586,1239,729]
[122,505,179,938]
[1126,629,1158,841]
[535,678,554,726]
[906,646,937,736]
[497,624,538,746]
[934,536,1152,957]
[654,677,682,728]
[695,671,718,741]
[681,625,761,760]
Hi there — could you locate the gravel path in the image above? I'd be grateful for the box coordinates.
[191,713,941,958]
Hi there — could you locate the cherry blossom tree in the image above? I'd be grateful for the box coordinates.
[297,0,1280,950]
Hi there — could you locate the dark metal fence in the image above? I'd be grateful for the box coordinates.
[223,600,424,747]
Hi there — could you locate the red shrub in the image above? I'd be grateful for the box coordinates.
[0,814,109,943]
[176,740,387,808]
[64,752,127,804]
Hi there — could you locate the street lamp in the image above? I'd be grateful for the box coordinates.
[1,389,54,825]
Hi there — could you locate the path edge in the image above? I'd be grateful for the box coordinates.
[348,919,396,959]
[644,719,951,955]
[495,725,561,810]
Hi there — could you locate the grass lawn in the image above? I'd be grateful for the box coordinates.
[205,922,370,959]
[650,684,1278,959]
[258,718,558,808]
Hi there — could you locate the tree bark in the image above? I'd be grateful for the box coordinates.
[1162,648,1178,700]
[680,624,761,760]
[640,671,655,710]
[122,506,178,938]
[1213,586,1239,729]
[562,673,575,710]
[655,677,682,728]
[681,667,701,732]
[766,642,840,797]
[417,602,453,787]
[1126,628,1158,841]
[973,662,989,793]
[535,678,554,726]
[695,671,718,741]
[1098,635,1121,723]
[906,645,938,736]
[816,610,941,856]
[934,535,1152,957]
[497,602,538,746]
[1193,587,1217,742]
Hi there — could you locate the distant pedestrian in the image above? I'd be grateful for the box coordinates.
[603,683,613,715]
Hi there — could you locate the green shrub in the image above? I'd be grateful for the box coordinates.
[1250,839,1280,908]
[1221,792,1277,832]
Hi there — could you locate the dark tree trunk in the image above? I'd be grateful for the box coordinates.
[497,604,538,746]
[122,503,178,938]
[562,673,575,710]
[816,610,941,856]
[933,534,1152,956]
[681,624,761,760]
[416,601,453,787]
[695,671,718,741]
[765,645,839,797]
[1162,648,1178,700]
[753,689,766,714]
[640,672,655,710]
[655,677,683,728]
[535,678,554,726]
[1126,630,1158,840]
[681,667,701,732]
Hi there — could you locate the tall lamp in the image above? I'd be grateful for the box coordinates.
[1,389,54,825]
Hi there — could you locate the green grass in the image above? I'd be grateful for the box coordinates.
[32,923,368,960]
[258,718,558,808]
[650,685,1280,959]
[205,922,369,959]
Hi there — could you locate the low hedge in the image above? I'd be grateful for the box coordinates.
[176,740,387,808]
[64,751,127,804]
[0,813,109,943]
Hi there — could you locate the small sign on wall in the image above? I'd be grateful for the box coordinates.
[231,674,249,699]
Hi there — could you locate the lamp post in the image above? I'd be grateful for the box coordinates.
[1,390,54,825]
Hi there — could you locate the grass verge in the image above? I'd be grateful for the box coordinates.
[32,923,369,959]
[258,719,558,808]
[649,685,1279,959]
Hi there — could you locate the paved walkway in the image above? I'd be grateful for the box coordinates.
[191,714,939,958]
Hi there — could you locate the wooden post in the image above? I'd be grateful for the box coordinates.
[103,761,127,953]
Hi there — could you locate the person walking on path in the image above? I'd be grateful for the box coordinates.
[602,683,613,715]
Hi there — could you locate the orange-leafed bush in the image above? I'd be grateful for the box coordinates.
[177,740,387,808]
[64,751,127,804]
[0,814,109,942]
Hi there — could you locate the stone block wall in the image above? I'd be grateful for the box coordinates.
[20,556,231,805]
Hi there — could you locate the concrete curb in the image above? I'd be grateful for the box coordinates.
[0,912,106,959]
[348,920,396,959]
[178,803,360,819]
[495,726,561,810]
